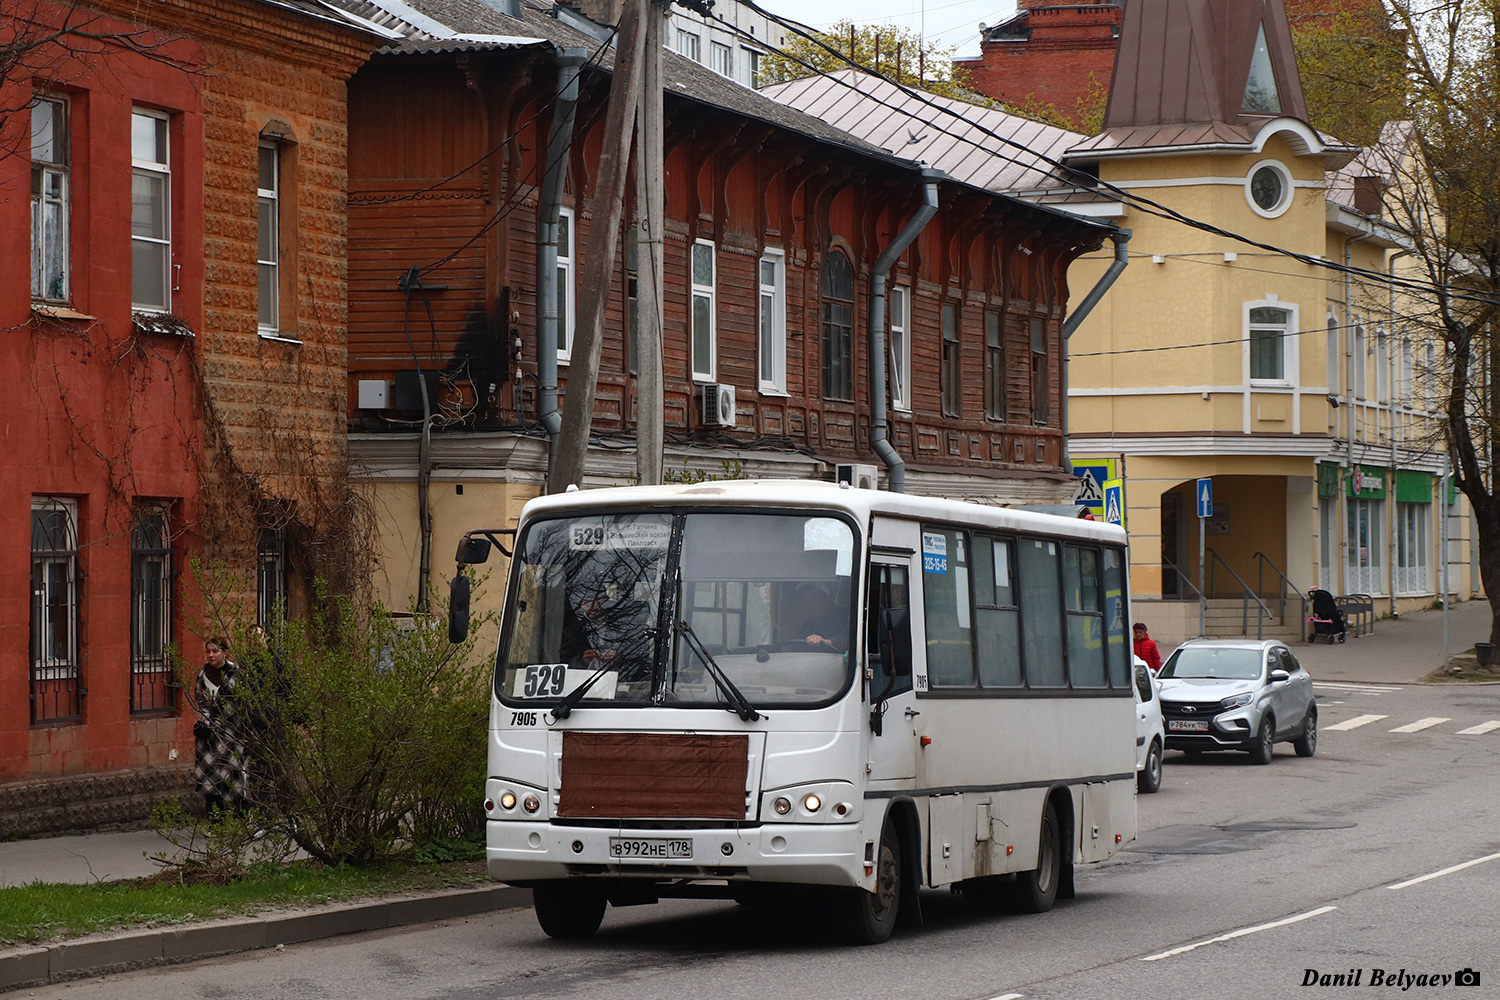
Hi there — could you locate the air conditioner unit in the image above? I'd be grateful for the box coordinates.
[701,383,736,427]
[836,463,880,490]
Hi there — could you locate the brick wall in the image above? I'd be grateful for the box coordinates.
[967,2,1123,123]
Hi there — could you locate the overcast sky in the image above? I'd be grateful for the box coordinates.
[755,0,1018,60]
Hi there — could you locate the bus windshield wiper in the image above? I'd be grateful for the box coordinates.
[674,619,762,722]
[548,661,613,721]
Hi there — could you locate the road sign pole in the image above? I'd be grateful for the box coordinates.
[1197,477,1212,637]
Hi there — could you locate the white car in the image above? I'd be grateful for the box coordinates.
[1133,655,1164,793]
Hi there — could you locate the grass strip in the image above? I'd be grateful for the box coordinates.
[0,860,489,948]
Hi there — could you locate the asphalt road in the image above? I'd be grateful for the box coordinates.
[26,680,1500,1000]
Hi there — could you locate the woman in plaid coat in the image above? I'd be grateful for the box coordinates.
[190,637,249,815]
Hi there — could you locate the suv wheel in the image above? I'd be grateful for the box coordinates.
[1294,708,1317,757]
[1248,717,1275,765]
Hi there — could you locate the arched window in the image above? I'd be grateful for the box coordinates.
[822,251,854,400]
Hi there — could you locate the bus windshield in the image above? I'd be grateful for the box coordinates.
[497,510,856,709]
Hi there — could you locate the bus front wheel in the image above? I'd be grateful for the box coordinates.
[532,881,606,939]
[1011,800,1061,914]
[833,820,902,944]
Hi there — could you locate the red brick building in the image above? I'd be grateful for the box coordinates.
[0,0,379,834]
[963,1,1124,125]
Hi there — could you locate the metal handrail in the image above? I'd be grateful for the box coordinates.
[1161,556,1207,636]
[1207,549,1275,638]
[1253,551,1308,629]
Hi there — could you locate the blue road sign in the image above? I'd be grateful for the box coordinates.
[1103,480,1123,525]
[1197,478,1213,518]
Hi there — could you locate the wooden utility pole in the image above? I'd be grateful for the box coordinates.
[551,0,648,492]
[635,0,665,485]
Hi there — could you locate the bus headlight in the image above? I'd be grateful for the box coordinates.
[802,794,822,813]
[773,797,792,815]
[500,792,517,811]
[523,794,541,814]
[762,783,858,823]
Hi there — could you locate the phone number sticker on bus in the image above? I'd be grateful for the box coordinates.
[921,531,948,574]
[609,837,692,859]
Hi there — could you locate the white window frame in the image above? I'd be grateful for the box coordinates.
[557,205,576,362]
[1424,342,1438,410]
[31,94,70,303]
[1399,336,1413,400]
[131,108,172,313]
[743,47,762,88]
[1395,501,1430,596]
[30,496,79,682]
[1346,496,1384,595]
[677,30,701,62]
[257,141,280,334]
[691,239,716,381]
[1244,295,1297,385]
[890,285,911,412]
[1325,311,1340,394]
[1374,326,1389,403]
[757,248,786,394]
[1351,323,1367,400]
[710,41,733,77]
[1244,158,1293,218]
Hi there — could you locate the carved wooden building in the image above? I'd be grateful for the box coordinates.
[333,0,1120,610]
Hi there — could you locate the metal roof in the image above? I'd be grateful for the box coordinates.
[763,69,1087,196]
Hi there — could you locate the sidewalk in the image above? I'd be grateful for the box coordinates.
[0,829,529,992]
[1291,598,1492,684]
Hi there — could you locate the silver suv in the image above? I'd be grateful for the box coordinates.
[1157,640,1317,764]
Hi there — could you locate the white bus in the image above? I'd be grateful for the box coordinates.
[449,480,1136,944]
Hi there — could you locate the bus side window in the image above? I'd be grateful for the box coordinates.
[868,563,912,697]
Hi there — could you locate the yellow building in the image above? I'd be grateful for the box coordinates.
[1061,0,1476,646]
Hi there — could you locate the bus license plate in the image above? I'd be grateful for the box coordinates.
[609,837,692,860]
[1169,720,1210,732]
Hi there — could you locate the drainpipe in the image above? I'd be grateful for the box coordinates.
[869,167,941,492]
[1061,228,1131,471]
[537,48,586,476]
[1387,249,1408,619]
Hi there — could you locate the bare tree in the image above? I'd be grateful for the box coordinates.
[1344,0,1500,643]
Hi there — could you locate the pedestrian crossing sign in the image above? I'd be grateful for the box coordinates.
[1103,479,1124,526]
[1071,459,1117,517]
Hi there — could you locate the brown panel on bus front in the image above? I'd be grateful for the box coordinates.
[558,732,749,819]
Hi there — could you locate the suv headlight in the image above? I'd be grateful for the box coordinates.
[1220,692,1255,709]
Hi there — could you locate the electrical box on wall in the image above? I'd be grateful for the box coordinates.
[701,383,736,427]
[357,379,389,410]
[836,463,879,490]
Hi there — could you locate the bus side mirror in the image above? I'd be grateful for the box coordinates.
[878,608,912,678]
[456,536,492,565]
[448,573,471,643]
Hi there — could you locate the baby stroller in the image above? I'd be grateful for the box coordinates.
[1307,589,1347,643]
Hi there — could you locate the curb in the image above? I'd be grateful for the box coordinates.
[0,884,531,993]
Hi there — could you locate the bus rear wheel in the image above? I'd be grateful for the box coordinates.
[532,881,606,939]
[1011,800,1061,914]
[833,819,902,944]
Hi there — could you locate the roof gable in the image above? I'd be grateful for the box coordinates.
[1104,0,1307,132]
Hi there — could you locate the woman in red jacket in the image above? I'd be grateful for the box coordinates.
[1133,622,1162,672]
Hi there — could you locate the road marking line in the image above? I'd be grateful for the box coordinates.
[1314,682,1400,693]
[1455,721,1500,736]
[984,994,1024,1000]
[1388,717,1451,733]
[1324,714,1388,731]
[1389,852,1500,890]
[1141,906,1337,961]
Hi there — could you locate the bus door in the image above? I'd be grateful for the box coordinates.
[866,556,917,781]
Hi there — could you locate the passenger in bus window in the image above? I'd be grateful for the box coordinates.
[787,582,848,652]
[560,585,654,679]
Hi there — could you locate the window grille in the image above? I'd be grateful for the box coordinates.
[31,498,82,723]
[131,507,176,713]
